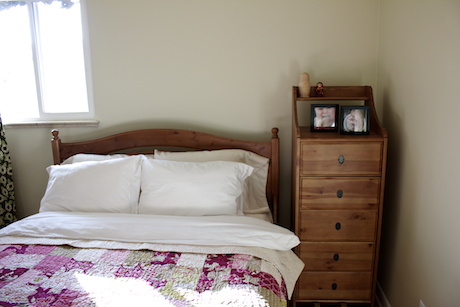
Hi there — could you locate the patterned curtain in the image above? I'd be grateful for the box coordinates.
[0,116,17,228]
[0,0,78,11]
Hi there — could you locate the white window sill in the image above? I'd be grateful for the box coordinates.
[4,120,100,128]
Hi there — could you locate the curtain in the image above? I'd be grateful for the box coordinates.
[0,0,77,11]
[0,116,17,228]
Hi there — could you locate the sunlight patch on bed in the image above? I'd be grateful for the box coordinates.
[176,285,270,307]
[74,272,174,307]
[74,271,271,307]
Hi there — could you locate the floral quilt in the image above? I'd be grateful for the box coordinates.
[0,244,287,306]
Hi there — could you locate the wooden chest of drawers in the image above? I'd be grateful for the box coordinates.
[291,86,388,307]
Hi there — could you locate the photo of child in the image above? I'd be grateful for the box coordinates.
[311,104,338,132]
[340,106,370,134]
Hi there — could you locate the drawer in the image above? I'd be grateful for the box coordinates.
[296,271,372,300]
[300,177,380,210]
[299,242,375,271]
[300,210,377,241]
[300,143,382,176]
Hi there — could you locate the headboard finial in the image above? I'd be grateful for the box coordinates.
[271,127,279,139]
[51,129,62,165]
[51,129,60,141]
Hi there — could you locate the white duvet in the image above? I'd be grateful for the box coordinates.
[0,212,304,298]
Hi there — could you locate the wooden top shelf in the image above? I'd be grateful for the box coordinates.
[296,96,369,101]
[295,86,372,101]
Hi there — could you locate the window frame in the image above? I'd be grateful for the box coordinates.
[2,0,95,124]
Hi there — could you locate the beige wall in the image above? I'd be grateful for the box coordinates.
[6,0,380,227]
[376,0,460,306]
[8,1,460,305]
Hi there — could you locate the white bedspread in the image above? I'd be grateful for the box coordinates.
[0,212,304,298]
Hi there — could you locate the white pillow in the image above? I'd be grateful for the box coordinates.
[61,153,129,164]
[61,153,154,165]
[139,159,254,216]
[40,155,143,214]
[154,149,270,215]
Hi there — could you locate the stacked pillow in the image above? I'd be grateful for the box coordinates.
[138,159,253,216]
[40,150,270,219]
[153,149,271,216]
[40,155,143,214]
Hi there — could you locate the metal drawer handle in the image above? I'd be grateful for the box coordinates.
[332,283,338,290]
[337,190,343,198]
[335,222,341,230]
[333,254,339,261]
[338,155,345,164]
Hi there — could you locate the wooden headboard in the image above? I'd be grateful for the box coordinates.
[51,128,280,223]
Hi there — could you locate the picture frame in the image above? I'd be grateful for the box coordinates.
[310,104,339,132]
[340,106,370,135]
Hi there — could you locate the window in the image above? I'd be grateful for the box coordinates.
[0,0,94,123]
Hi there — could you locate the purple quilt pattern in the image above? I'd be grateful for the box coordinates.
[0,244,287,306]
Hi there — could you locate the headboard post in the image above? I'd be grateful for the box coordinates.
[271,127,280,224]
[51,129,61,165]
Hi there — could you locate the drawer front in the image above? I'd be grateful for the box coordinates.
[297,272,372,301]
[299,242,375,271]
[300,210,377,241]
[300,177,380,210]
[300,143,382,176]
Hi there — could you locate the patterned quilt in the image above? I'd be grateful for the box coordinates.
[0,244,287,307]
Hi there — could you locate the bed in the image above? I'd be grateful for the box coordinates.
[0,127,303,306]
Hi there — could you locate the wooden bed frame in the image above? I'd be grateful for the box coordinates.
[51,128,280,223]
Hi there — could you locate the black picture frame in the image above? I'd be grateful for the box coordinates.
[340,106,370,135]
[310,104,339,132]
